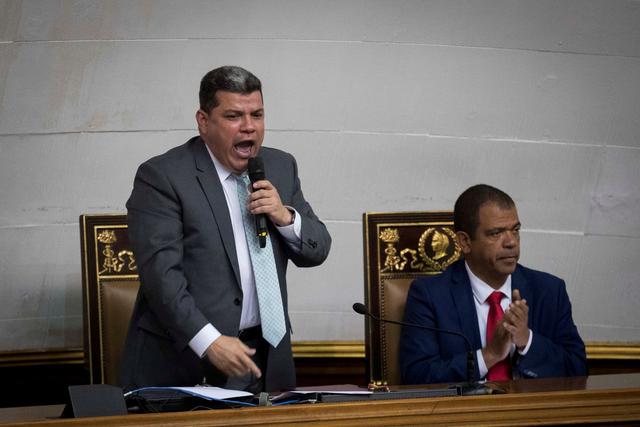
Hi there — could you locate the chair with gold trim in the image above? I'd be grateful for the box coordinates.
[80,214,139,385]
[362,211,462,386]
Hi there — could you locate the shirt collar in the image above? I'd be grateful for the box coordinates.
[465,261,512,305]
[205,144,239,183]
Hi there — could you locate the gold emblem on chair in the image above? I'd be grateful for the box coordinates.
[379,228,402,272]
[418,227,460,271]
[97,229,137,276]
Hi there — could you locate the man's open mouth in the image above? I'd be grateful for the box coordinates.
[234,140,254,158]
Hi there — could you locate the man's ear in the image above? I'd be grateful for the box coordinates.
[456,231,472,255]
[195,109,208,133]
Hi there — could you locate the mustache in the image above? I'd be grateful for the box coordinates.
[498,253,519,259]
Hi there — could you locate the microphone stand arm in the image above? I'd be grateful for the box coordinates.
[364,310,491,396]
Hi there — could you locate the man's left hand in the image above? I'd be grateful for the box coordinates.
[247,179,293,226]
[503,289,530,350]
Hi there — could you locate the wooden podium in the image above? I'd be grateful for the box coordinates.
[2,373,640,426]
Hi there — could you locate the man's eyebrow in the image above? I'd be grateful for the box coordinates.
[222,107,264,113]
[486,227,507,234]
[486,222,520,233]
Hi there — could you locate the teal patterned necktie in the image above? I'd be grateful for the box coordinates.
[236,174,286,348]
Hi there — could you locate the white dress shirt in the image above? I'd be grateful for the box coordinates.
[465,262,532,378]
[188,148,302,357]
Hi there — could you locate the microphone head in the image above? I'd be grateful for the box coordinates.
[248,156,265,183]
[352,303,367,315]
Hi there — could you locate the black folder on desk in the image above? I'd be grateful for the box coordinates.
[125,387,255,413]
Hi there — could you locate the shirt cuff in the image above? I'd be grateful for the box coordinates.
[517,329,533,356]
[476,349,488,378]
[276,206,302,251]
[188,323,221,358]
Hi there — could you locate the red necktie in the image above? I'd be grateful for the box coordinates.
[486,291,511,381]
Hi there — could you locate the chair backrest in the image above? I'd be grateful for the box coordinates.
[362,211,461,385]
[80,214,139,385]
[99,278,139,385]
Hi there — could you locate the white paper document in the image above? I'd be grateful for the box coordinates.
[125,386,253,401]
[174,386,254,400]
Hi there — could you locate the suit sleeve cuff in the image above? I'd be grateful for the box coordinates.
[276,206,302,252]
[476,349,488,378]
[188,323,221,358]
[517,329,533,356]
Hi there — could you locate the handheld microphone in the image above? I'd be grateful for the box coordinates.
[248,156,268,248]
[352,302,491,396]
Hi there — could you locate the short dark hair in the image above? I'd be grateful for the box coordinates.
[454,184,515,238]
[199,66,262,113]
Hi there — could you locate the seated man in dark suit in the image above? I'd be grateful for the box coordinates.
[400,184,587,384]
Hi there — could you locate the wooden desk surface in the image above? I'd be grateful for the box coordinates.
[2,373,640,426]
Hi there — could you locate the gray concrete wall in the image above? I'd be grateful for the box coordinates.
[1,0,639,352]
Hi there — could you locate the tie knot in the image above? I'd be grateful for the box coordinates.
[236,173,250,185]
[487,291,504,306]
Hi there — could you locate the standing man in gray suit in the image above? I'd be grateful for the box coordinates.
[120,66,331,393]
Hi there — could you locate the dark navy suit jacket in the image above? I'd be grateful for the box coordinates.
[400,259,587,384]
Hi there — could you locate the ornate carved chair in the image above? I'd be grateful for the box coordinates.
[80,214,139,385]
[362,211,461,385]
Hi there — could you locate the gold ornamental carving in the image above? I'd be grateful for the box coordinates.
[97,229,137,276]
[418,227,460,272]
[380,228,402,272]
[378,225,460,273]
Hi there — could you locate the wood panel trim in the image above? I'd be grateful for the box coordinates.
[0,349,84,367]
[292,341,365,358]
[2,341,638,366]
[586,342,640,359]
[292,341,640,359]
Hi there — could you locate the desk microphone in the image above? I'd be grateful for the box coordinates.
[352,302,491,396]
[248,156,268,248]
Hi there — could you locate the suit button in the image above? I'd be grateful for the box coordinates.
[234,298,241,306]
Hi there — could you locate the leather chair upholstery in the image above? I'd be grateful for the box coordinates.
[378,277,413,385]
[100,279,139,385]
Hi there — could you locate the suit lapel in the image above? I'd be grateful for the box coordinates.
[509,264,529,372]
[450,261,483,349]
[511,265,530,318]
[192,138,242,287]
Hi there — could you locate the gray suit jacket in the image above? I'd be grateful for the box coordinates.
[119,136,331,391]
